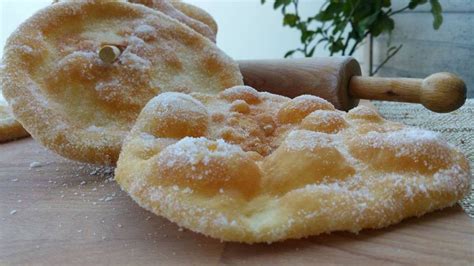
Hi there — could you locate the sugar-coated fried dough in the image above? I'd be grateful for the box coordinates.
[128,0,217,41]
[1,68,29,143]
[115,87,471,243]
[53,0,217,41]
[0,103,29,143]
[2,1,242,164]
[170,0,218,36]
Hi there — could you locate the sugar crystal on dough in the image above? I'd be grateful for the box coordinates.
[284,130,334,151]
[162,137,244,167]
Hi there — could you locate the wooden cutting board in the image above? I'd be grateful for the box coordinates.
[1,139,473,265]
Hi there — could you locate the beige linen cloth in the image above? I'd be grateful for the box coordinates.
[374,99,474,217]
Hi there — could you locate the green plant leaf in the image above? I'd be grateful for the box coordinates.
[370,13,394,36]
[430,0,443,29]
[358,10,380,31]
[284,50,296,58]
[274,0,292,10]
[264,0,443,61]
[408,0,428,9]
[301,30,315,43]
[329,38,345,54]
[283,13,299,27]
[307,46,317,57]
[314,2,341,22]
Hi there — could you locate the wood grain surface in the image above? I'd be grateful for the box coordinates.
[350,73,467,113]
[1,138,473,265]
[239,57,361,111]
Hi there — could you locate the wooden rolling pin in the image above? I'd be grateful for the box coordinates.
[98,47,466,113]
[238,57,467,113]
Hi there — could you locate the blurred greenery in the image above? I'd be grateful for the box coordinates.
[262,0,443,75]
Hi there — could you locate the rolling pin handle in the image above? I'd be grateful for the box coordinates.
[420,73,466,113]
[349,72,467,113]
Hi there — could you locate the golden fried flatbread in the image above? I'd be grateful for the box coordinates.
[0,102,30,143]
[2,1,242,164]
[170,0,218,36]
[53,0,217,41]
[115,87,471,243]
[129,0,216,41]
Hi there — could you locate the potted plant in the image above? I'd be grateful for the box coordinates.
[262,0,443,76]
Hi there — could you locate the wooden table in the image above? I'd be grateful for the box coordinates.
[1,138,473,265]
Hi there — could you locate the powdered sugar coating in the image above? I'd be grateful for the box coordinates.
[0,103,29,142]
[283,130,334,151]
[170,0,218,36]
[1,1,242,164]
[128,0,217,41]
[115,88,471,243]
[160,137,244,167]
[54,0,217,41]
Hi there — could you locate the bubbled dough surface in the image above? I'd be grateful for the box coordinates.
[1,1,243,164]
[115,86,472,243]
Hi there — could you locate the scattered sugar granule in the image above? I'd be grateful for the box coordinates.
[10,210,17,215]
[80,181,86,185]
[11,178,18,182]
[178,228,183,232]
[29,162,42,169]
[117,224,123,228]
[104,196,114,202]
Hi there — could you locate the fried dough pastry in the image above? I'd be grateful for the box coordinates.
[128,0,217,41]
[170,0,218,36]
[0,69,29,142]
[0,102,30,143]
[54,0,217,41]
[115,86,471,243]
[2,1,242,164]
